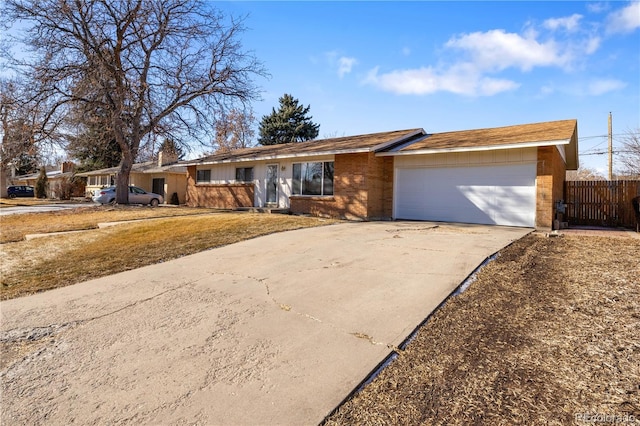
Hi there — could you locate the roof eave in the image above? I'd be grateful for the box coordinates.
[182,147,373,166]
[565,124,579,170]
[376,139,572,157]
[370,128,426,152]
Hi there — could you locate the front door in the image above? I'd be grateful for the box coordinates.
[266,164,278,206]
[152,178,165,199]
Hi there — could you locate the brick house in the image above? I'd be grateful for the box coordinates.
[183,119,578,229]
[78,152,187,204]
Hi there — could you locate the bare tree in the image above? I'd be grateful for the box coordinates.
[214,108,256,153]
[566,167,605,181]
[0,78,41,196]
[618,128,640,178]
[2,0,266,204]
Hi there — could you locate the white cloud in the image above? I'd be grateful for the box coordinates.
[539,85,555,97]
[587,3,609,14]
[445,29,572,72]
[323,51,357,78]
[363,16,605,97]
[587,78,627,95]
[606,2,640,34]
[585,36,601,54]
[364,65,519,97]
[543,14,583,32]
[337,56,357,78]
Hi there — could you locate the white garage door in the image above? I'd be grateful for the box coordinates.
[395,163,536,227]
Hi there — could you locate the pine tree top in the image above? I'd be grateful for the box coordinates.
[258,94,320,145]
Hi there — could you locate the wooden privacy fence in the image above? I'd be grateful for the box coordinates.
[564,180,640,228]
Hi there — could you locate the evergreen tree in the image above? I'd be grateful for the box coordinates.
[258,94,320,145]
[35,166,48,198]
[158,139,185,161]
[67,133,122,172]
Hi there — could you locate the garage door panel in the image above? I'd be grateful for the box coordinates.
[395,164,536,227]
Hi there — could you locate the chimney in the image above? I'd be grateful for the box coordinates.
[61,161,75,173]
[158,150,178,166]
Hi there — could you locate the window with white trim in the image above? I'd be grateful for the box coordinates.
[292,161,334,196]
[196,169,211,183]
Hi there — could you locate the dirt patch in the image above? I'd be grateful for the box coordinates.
[324,234,640,425]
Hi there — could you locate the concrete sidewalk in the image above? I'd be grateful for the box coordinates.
[1,221,529,425]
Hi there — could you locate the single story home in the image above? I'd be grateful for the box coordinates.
[11,162,86,198]
[78,152,187,204]
[182,119,578,229]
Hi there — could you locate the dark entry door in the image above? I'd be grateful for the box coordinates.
[152,178,165,198]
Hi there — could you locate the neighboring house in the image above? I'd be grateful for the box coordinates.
[11,162,86,198]
[182,119,578,229]
[78,152,187,204]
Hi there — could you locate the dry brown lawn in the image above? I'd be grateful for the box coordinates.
[0,205,222,243]
[324,233,640,425]
[0,198,64,207]
[1,211,337,300]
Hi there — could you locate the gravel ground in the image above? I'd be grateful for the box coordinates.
[324,233,640,425]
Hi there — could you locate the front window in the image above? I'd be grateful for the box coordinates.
[235,167,254,182]
[292,161,334,196]
[196,169,211,183]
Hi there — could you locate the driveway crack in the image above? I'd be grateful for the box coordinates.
[1,280,198,343]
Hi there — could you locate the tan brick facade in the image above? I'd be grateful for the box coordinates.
[536,146,567,229]
[185,166,254,208]
[187,146,569,228]
[289,153,394,220]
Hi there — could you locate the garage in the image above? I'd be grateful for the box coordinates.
[394,163,537,227]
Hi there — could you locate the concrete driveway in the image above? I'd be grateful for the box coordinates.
[1,221,529,425]
[0,203,94,216]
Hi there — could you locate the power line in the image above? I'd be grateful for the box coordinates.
[580,150,635,156]
[578,133,629,140]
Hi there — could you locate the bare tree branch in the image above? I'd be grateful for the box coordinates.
[618,128,640,178]
[1,0,267,203]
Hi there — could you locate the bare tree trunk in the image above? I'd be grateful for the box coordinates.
[0,163,8,198]
[115,157,132,204]
[3,0,266,186]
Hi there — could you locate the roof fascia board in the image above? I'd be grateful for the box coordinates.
[369,129,426,152]
[183,148,372,166]
[376,139,571,157]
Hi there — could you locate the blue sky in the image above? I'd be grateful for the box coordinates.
[218,1,640,175]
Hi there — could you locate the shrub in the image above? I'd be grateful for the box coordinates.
[35,167,48,198]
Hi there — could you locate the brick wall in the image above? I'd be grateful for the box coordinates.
[290,153,368,219]
[536,146,567,229]
[185,166,253,208]
[365,153,394,219]
[289,152,395,220]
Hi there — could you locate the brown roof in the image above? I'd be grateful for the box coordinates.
[183,128,424,164]
[397,119,577,152]
[77,161,186,176]
[184,119,579,170]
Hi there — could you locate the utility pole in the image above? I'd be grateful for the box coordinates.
[608,112,613,180]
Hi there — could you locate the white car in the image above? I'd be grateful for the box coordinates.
[92,186,164,206]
